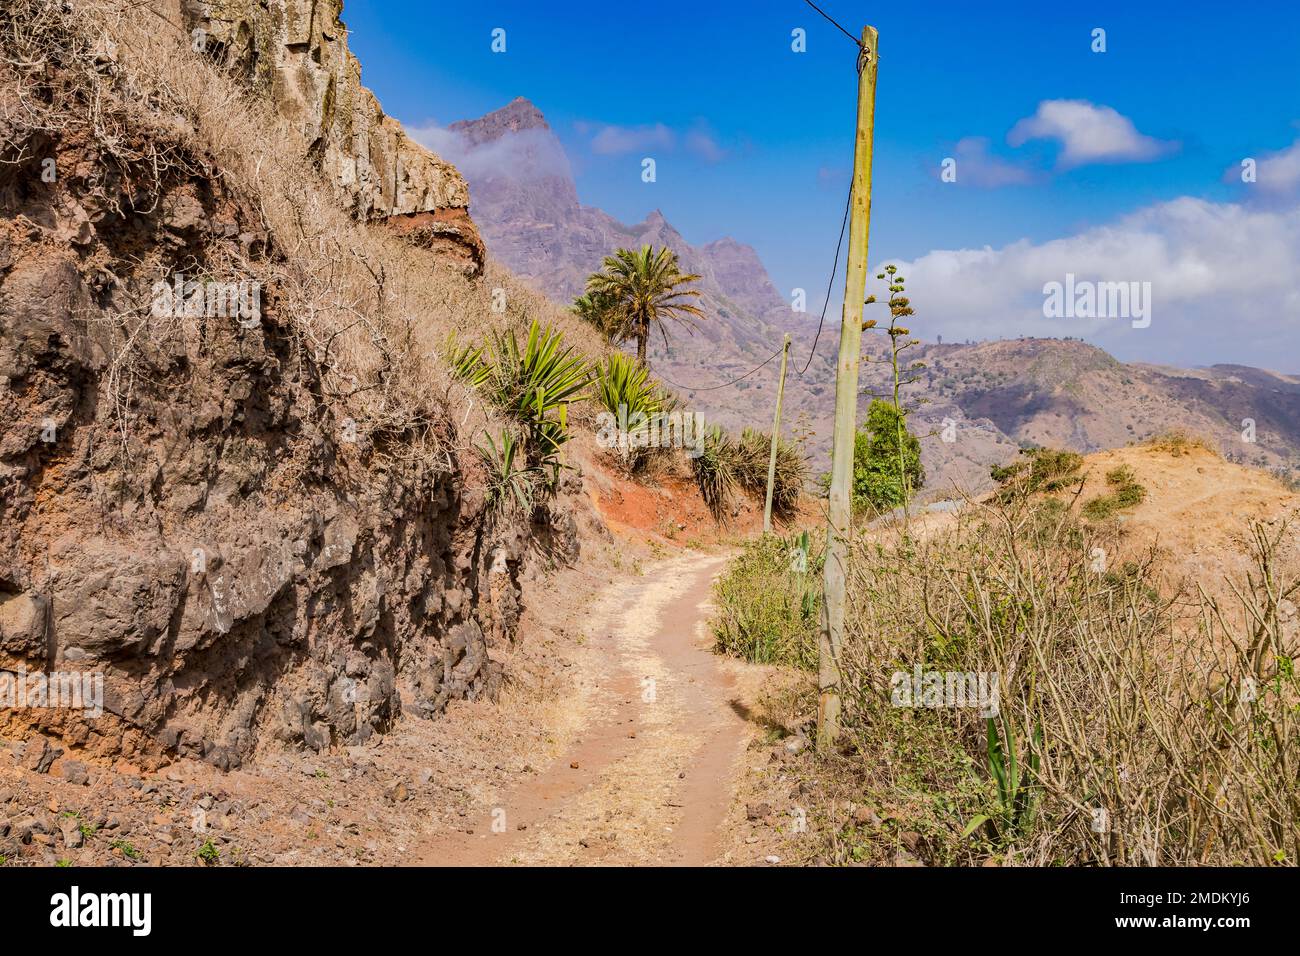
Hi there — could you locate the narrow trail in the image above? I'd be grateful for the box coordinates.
[417,551,753,866]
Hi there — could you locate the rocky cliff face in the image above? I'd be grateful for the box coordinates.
[180,0,484,274]
[0,1,568,771]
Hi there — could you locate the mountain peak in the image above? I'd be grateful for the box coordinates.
[449,97,550,148]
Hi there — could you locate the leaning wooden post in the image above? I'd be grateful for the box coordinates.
[817,25,879,752]
[763,333,792,533]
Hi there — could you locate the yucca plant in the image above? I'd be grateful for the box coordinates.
[476,430,542,517]
[593,351,670,419]
[592,352,672,469]
[453,319,591,480]
[692,426,740,520]
[735,427,809,521]
[488,319,591,438]
[443,333,490,388]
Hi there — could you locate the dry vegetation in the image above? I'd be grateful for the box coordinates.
[1,0,610,495]
[717,443,1300,866]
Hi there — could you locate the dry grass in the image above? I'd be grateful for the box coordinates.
[821,494,1300,866]
[1,0,611,493]
[1141,429,1217,458]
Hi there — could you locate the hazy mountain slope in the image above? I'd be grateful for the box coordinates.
[442,99,1300,493]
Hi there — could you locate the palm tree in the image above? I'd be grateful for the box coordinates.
[572,289,630,344]
[584,245,705,363]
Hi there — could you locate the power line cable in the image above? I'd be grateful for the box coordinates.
[797,179,852,375]
[651,342,786,392]
[646,2,859,392]
[802,0,863,48]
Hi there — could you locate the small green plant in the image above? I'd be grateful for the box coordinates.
[56,858,72,867]
[863,264,928,512]
[735,428,809,521]
[447,319,590,481]
[109,839,139,860]
[197,839,221,865]
[443,333,491,388]
[1082,463,1147,520]
[991,446,1084,499]
[592,352,671,471]
[712,532,823,667]
[848,400,924,514]
[488,320,590,439]
[964,716,1042,842]
[477,431,543,517]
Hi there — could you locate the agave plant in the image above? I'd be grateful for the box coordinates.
[488,319,591,434]
[592,352,673,468]
[735,427,809,521]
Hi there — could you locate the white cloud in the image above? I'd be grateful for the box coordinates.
[407,123,572,183]
[685,122,727,163]
[573,118,731,162]
[944,136,1039,187]
[1007,99,1177,168]
[878,196,1300,367]
[583,122,676,156]
[1224,138,1300,193]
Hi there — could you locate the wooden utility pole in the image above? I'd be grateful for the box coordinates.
[763,333,792,533]
[817,25,879,752]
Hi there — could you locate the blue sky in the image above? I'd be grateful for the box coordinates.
[345,0,1300,369]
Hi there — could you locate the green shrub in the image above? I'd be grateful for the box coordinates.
[487,319,590,457]
[691,426,740,520]
[591,352,671,471]
[991,446,1083,499]
[712,532,822,667]
[735,428,809,521]
[1082,464,1147,520]
[197,839,221,865]
[851,400,924,514]
[476,431,543,517]
[448,319,590,479]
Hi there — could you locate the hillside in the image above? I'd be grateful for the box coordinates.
[0,0,777,870]
[0,0,593,772]
[442,99,1300,492]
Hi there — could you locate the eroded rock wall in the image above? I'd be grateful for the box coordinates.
[0,1,558,771]
[178,0,484,274]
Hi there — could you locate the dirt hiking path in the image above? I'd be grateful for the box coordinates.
[417,551,753,866]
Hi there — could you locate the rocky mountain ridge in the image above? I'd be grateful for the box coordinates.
[443,98,1300,490]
